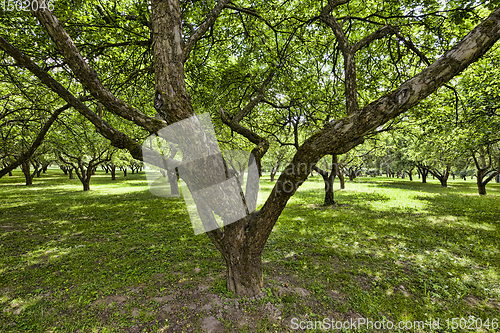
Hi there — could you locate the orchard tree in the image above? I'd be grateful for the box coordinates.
[1,1,500,295]
[53,113,114,191]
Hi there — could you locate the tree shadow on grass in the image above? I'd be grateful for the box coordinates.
[268,186,500,319]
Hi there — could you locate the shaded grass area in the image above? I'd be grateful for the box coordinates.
[1,170,499,332]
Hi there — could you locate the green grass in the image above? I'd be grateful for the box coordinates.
[1,169,499,332]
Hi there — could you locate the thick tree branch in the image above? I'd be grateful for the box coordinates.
[353,25,394,53]
[0,36,178,170]
[183,0,231,63]
[32,3,165,133]
[0,103,72,178]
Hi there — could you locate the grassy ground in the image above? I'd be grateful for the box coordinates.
[0,169,499,332]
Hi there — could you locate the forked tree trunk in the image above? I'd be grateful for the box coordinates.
[41,0,500,297]
[417,166,429,183]
[270,163,280,182]
[320,171,335,206]
[16,0,500,297]
[431,164,451,187]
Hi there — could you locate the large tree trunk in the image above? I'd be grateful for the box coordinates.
[68,168,74,179]
[496,174,500,183]
[225,247,263,296]
[111,165,116,180]
[477,182,487,195]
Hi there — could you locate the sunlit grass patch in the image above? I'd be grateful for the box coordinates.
[0,170,499,331]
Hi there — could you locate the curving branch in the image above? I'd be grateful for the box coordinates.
[320,2,395,115]
[32,2,166,133]
[0,36,178,171]
[0,103,70,178]
[182,0,232,63]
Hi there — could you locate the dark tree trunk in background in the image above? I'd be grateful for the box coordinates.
[347,167,357,181]
[60,165,68,175]
[408,168,413,181]
[8,170,12,176]
[417,165,429,183]
[496,174,500,183]
[111,165,116,180]
[338,167,345,189]
[21,160,34,185]
[314,155,337,205]
[68,168,74,179]
[123,169,127,177]
[82,180,90,191]
[477,181,487,195]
